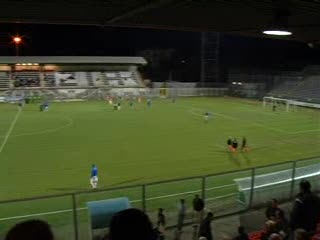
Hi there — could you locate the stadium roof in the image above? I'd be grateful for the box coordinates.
[0,56,147,65]
[1,0,320,43]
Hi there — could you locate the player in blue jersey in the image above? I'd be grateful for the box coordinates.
[90,164,98,189]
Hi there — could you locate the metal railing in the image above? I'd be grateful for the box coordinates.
[0,156,319,240]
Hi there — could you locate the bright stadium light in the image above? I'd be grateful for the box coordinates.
[12,35,23,56]
[263,30,292,36]
[13,36,22,44]
[232,82,237,85]
[238,82,243,85]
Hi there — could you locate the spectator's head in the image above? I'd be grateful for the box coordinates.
[265,220,277,233]
[271,199,278,208]
[269,233,282,240]
[92,164,95,168]
[238,226,246,234]
[206,212,214,221]
[195,194,199,199]
[109,208,154,240]
[275,209,285,220]
[180,199,185,204]
[199,237,207,240]
[294,229,309,240]
[299,180,311,194]
[5,219,54,240]
[158,208,163,214]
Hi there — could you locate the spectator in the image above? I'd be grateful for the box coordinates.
[233,226,249,240]
[5,219,54,240]
[198,212,214,240]
[261,220,278,240]
[269,233,283,240]
[265,199,283,220]
[290,180,320,233]
[109,208,155,240]
[294,229,309,240]
[157,208,166,240]
[193,194,205,223]
[177,199,186,232]
[275,210,289,239]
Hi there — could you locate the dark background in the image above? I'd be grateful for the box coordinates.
[1,24,319,82]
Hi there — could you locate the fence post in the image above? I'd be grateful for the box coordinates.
[142,184,146,212]
[202,177,206,201]
[290,161,297,198]
[248,168,255,209]
[71,194,79,240]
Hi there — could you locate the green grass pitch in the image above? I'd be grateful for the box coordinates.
[0,97,319,201]
[0,97,319,239]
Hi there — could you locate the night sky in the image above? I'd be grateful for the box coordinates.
[1,23,319,81]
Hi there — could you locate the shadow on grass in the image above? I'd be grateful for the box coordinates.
[228,152,241,166]
[241,151,252,165]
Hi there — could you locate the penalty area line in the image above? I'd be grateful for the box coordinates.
[0,107,22,154]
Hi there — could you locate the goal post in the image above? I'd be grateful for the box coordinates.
[263,96,320,112]
[263,97,296,112]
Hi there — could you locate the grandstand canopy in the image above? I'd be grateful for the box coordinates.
[0,56,147,65]
[1,0,320,42]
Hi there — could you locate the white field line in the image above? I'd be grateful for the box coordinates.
[189,108,236,120]
[0,184,236,221]
[187,104,319,135]
[0,107,22,153]
[0,116,74,138]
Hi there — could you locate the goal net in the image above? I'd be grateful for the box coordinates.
[263,96,320,112]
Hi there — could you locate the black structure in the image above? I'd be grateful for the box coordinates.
[1,0,320,43]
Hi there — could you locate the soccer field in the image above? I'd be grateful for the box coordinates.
[0,97,319,201]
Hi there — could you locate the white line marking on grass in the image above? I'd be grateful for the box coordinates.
[0,107,22,154]
[9,116,74,138]
[0,184,236,221]
[0,207,87,221]
[289,129,320,134]
[188,107,236,120]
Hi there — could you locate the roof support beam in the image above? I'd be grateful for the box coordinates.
[107,0,175,23]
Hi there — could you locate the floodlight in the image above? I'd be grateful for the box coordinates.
[263,30,292,36]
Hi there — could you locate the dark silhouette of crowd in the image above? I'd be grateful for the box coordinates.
[3,180,319,240]
[253,180,320,240]
[14,77,40,87]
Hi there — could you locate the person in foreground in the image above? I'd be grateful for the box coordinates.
[290,180,320,234]
[5,219,54,240]
[108,208,156,240]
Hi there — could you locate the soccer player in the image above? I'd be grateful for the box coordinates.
[117,102,121,110]
[272,104,276,112]
[147,98,151,108]
[129,100,134,108]
[227,137,232,151]
[204,112,209,122]
[90,164,98,189]
[241,137,248,152]
[232,138,238,152]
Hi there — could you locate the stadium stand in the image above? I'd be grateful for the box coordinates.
[269,77,320,103]
[55,72,79,87]
[267,66,320,103]
[0,71,10,89]
[44,72,56,87]
[14,71,40,87]
[86,72,94,87]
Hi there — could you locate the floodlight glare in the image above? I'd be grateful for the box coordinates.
[13,36,22,44]
[232,82,237,85]
[263,30,292,36]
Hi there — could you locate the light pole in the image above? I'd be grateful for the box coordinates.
[12,36,22,56]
